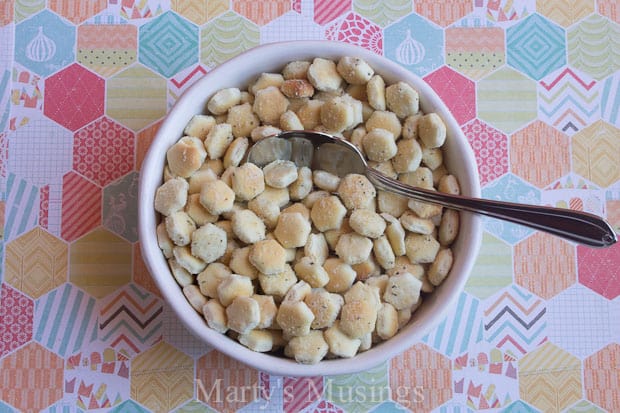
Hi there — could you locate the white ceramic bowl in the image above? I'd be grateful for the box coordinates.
[138,41,482,376]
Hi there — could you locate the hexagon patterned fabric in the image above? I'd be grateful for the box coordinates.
[0,1,619,412]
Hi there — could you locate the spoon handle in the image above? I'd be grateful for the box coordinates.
[366,168,617,248]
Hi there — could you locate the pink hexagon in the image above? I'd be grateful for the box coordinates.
[44,63,105,132]
[73,117,135,187]
[232,0,291,25]
[463,119,509,186]
[424,66,476,126]
[578,242,620,299]
[325,12,382,55]
[61,171,102,242]
[283,376,323,412]
[0,284,34,358]
[315,0,351,25]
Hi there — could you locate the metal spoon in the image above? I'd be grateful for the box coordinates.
[247,130,617,248]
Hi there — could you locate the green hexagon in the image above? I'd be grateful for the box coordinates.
[200,11,260,68]
[568,14,620,81]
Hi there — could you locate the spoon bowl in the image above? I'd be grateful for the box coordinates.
[248,130,617,248]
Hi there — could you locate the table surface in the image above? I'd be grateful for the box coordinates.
[1,1,619,412]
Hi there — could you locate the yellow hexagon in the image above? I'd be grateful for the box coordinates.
[572,120,620,188]
[5,227,68,299]
[536,0,595,27]
[519,342,583,412]
[172,0,229,25]
[131,341,194,411]
[70,228,132,298]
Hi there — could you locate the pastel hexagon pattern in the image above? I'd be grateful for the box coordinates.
[106,64,167,132]
[519,342,583,412]
[537,0,595,28]
[49,0,107,24]
[2,173,39,242]
[547,284,613,358]
[466,232,513,299]
[131,341,194,411]
[445,27,505,81]
[481,174,541,244]
[314,0,351,25]
[384,13,444,77]
[510,121,570,188]
[171,0,229,25]
[283,376,324,412]
[453,343,519,409]
[507,14,566,81]
[568,14,620,80]
[77,24,138,78]
[162,303,210,358]
[0,283,34,358]
[390,344,452,411]
[139,11,199,78]
[325,363,389,411]
[260,2,324,44]
[325,12,382,54]
[44,63,105,132]
[69,228,132,298]
[477,67,537,134]
[200,11,260,68]
[463,119,509,187]
[136,120,162,170]
[232,0,291,26]
[74,117,135,188]
[423,66,476,126]
[514,232,576,300]
[482,284,547,357]
[415,0,473,27]
[572,120,620,188]
[584,344,620,412]
[4,227,67,299]
[34,283,98,357]
[103,172,139,242]
[577,241,620,300]
[61,171,102,242]
[196,350,259,412]
[133,242,162,298]
[538,68,599,136]
[167,64,208,109]
[353,0,411,27]
[99,284,163,357]
[0,342,64,412]
[15,10,75,77]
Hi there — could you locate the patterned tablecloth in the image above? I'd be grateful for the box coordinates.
[1,0,619,412]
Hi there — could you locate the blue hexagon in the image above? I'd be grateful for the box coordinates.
[15,10,76,77]
[384,13,444,77]
[139,11,199,78]
[482,173,541,244]
[507,13,566,81]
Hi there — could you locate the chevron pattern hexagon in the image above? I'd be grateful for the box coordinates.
[1,4,619,413]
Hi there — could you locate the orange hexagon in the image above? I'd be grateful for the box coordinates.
[511,121,570,188]
[4,227,67,299]
[70,228,132,298]
[131,341,194,411]
[598,0,620,24]
[389,343,452,411]
[537,0,595,27]
[584,343,620,412]
[0,342,64,412]
[172,0,229,25]
[49,0,107,24]
[514,232,576,300]
[232,0,291,25]
[415,0,473,27]
[519,341,583,412]
[196,350,260,411]
[0,0,13,26]
[136,119,162,170]
[77,24,137,78]
[572,120,620,188]
[133,242,162,298]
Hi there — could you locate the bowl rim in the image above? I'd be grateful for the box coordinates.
[138,40,482,377]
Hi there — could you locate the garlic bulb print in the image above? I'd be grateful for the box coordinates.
[26,27,56,62]
[395,30,425,66]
